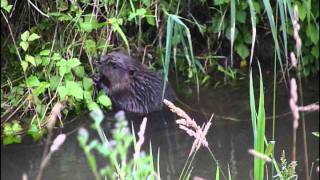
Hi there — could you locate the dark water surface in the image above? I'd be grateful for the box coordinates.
[2,78,319,180]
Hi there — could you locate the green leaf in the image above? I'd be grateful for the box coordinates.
[3,135,21,145]
[50,76,61,90]
[87,101,99,111]
[66,81,83,100]
[67,58,81,69]
[57,86,68,100]
[253,2,261,14]
[235,43,249,59]
[136,8,146,17]
[84,39,97,55]
[52,53,62,61]
[98,91,112,108]
[307,24,319,44]
[83,77,93,90]
[146,15,155,26]
[1,0,12,13]
[83,90,93,102]
[33,82,50,96]
[57,59,67,76]
[12,121,23,132]
[39,49,50,56]
[25,55,36,66]
[19,41,29,51]
[74,66,85,78]
[21,31,30,41]
[27,124,45,141]
[27,76,40,87]
[214,0,229,5]
[297,2,306,21]
[236,10,247,23]
[28,33,40,41]
[142,0,151,6]
[21,61,28,72]
[225,27,239,41]
[311,45,319,58]
[3,4,12,13]
[109,18,130,52]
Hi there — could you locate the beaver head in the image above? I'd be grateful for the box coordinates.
[94,52,176,114]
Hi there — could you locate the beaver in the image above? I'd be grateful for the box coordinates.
[93,52,176,114]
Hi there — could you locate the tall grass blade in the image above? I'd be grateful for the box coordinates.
[230,0,236,67]
[247,0,257,66]
[255,62,266,180]
[163,15,174,100]
[163,13,200,99]
[249,70,257,142]
[215,166,220,180]
[278,0,288,68]
[249,62,266,180]
[262,0,287,85]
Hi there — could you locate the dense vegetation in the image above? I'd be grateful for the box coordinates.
[1,0,319,179]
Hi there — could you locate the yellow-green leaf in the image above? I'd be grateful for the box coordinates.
[25,55,36,66]
[21,31,30,41]
[19,41,29,51]
[21,61,28,72]
[28,33,40,41]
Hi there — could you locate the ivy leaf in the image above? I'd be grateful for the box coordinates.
[84,39,97,55]
[235,43,249,59]
[1,0,13,13]
[136,8,146,17]
[67,58,81,69]
[83,90,93,102]
[214,0,229,5]
[56,59,67,76]
[52,53,62,61]
[311,45,319,58]
[21,61,28,72]
[33,82,50,96]
[87,101,100,111]
[297,2,306,21]
[146,9,155,26]
[25,55,36,66]
[83,77,93,90]
[21,31,30,41]
[98,90,112,108]
[236,10,247,23]
[19,41,29,51]
[307,24,319,45]
[57,86,68,100]
[50,76,61,90]
[28,33,40,41]
[74,66,85,78]
[66,81,83,100]
[27,75,40,87]
[27,124,45,141]
[12,121,23,132]
[39,49,50,56]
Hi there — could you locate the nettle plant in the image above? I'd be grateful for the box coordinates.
[1,30,111,144]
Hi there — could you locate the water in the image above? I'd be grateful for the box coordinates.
[2,78,319,180]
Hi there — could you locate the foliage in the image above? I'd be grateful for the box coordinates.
[2,120,23,145]
[275,151,298,180]
[78,109,158,180]
[0,0,318,144]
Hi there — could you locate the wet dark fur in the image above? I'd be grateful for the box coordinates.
[93,52,176,114]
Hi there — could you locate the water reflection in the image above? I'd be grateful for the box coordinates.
[2,79,319,180]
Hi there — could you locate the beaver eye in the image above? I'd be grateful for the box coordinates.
[107,61,117,68]
[128,70,135,76]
